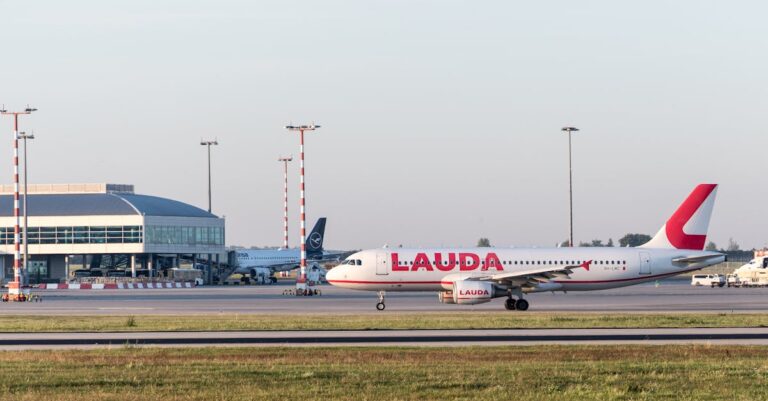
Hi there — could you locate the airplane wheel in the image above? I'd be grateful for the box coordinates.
[504,298,517,311]
[376,302,386,311]
[515,299,529,311]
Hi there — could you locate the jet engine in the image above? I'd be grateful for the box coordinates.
[452,281,505,305]
[438,291,455,304]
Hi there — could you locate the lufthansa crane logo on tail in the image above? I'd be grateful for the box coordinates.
[309,232,322,249]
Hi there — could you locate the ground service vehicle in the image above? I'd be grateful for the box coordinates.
[691,274,725,287]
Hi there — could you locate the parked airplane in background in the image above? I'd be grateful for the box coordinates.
[327,184,725,310]
[234,218,349,283]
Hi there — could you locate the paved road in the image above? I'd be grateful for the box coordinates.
[1,280,767,315]
[2,328,768,349]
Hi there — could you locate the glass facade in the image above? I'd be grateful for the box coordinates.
[145,225,224,246]
[0,226,143,245]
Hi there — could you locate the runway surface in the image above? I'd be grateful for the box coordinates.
[1,279,767,315]
[2,328,768,349]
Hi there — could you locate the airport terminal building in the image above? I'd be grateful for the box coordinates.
[0,183,225,283]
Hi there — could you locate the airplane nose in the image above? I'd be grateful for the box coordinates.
[326,266,342,282]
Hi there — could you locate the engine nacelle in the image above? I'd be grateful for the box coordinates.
[438,291,455,304]
[452,281,505,305]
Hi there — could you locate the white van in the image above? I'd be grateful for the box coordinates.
[691,274,726,287]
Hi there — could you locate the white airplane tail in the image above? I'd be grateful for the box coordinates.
[640,184,718,251]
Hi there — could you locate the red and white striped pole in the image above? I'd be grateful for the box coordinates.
[278,156,293,248]
[1,106,36,298]
[285,124,319,292]
[12,115,20,290]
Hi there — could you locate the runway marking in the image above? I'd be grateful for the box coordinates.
[97,308,156,310]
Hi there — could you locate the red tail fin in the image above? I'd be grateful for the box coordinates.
[640,184,718,250]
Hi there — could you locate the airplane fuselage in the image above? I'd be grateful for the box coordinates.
[234,249,300,274]
[328,247,725,292]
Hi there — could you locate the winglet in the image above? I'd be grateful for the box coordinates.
[580,260,592,271]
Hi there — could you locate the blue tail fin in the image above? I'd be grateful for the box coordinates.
[306,218,326,257]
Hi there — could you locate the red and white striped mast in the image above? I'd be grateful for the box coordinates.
[0,105,36,300]
[285,124,319,294]
[278,156,293,248]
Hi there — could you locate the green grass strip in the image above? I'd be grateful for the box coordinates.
[0,346,766,400]
[1,312,767,332]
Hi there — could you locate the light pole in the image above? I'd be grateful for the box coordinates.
[561,126,579,247]
[199,138,218,285]
[0,105,37,299]
[285,124,320,294]
[278,156,293,249]
[200,139,218,213]
[19,131,34,286]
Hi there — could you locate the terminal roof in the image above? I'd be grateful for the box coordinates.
[0,193,217,218]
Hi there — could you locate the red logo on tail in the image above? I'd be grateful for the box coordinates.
[665,184,717,250]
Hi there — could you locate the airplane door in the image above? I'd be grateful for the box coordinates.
[376,252,388,275]
[639,252,652,275]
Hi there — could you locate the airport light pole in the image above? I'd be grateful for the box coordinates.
[561,126,579,247]
[285,124,320,294]
[200,139,218,213]
[278,156,293,249]
[0,106,37,299]
[19,131,34,287]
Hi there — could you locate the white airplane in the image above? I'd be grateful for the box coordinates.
[233,218,350,283]
[327,184,725,310]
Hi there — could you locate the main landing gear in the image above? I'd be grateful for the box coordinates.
[376,291,386,311]
[504,297,529,311]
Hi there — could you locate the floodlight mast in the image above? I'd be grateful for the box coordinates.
[278,156,293,249]
[561,126,579,247]
[200,139,219,213]
[284,124,320,294]
[0,106,37,300]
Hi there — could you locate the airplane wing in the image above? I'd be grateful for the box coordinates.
[465,261,591,288]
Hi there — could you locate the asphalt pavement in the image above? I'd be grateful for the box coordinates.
[1,279,766,315]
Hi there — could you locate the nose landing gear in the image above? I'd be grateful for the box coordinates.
[376,291,386,311]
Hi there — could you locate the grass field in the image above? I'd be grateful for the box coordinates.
[0,346,766,400]
[0,312,767,332]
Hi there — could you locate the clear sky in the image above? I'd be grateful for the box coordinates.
[0,0,766,250]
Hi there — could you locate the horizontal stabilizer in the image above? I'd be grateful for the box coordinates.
[672,254,724,264]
